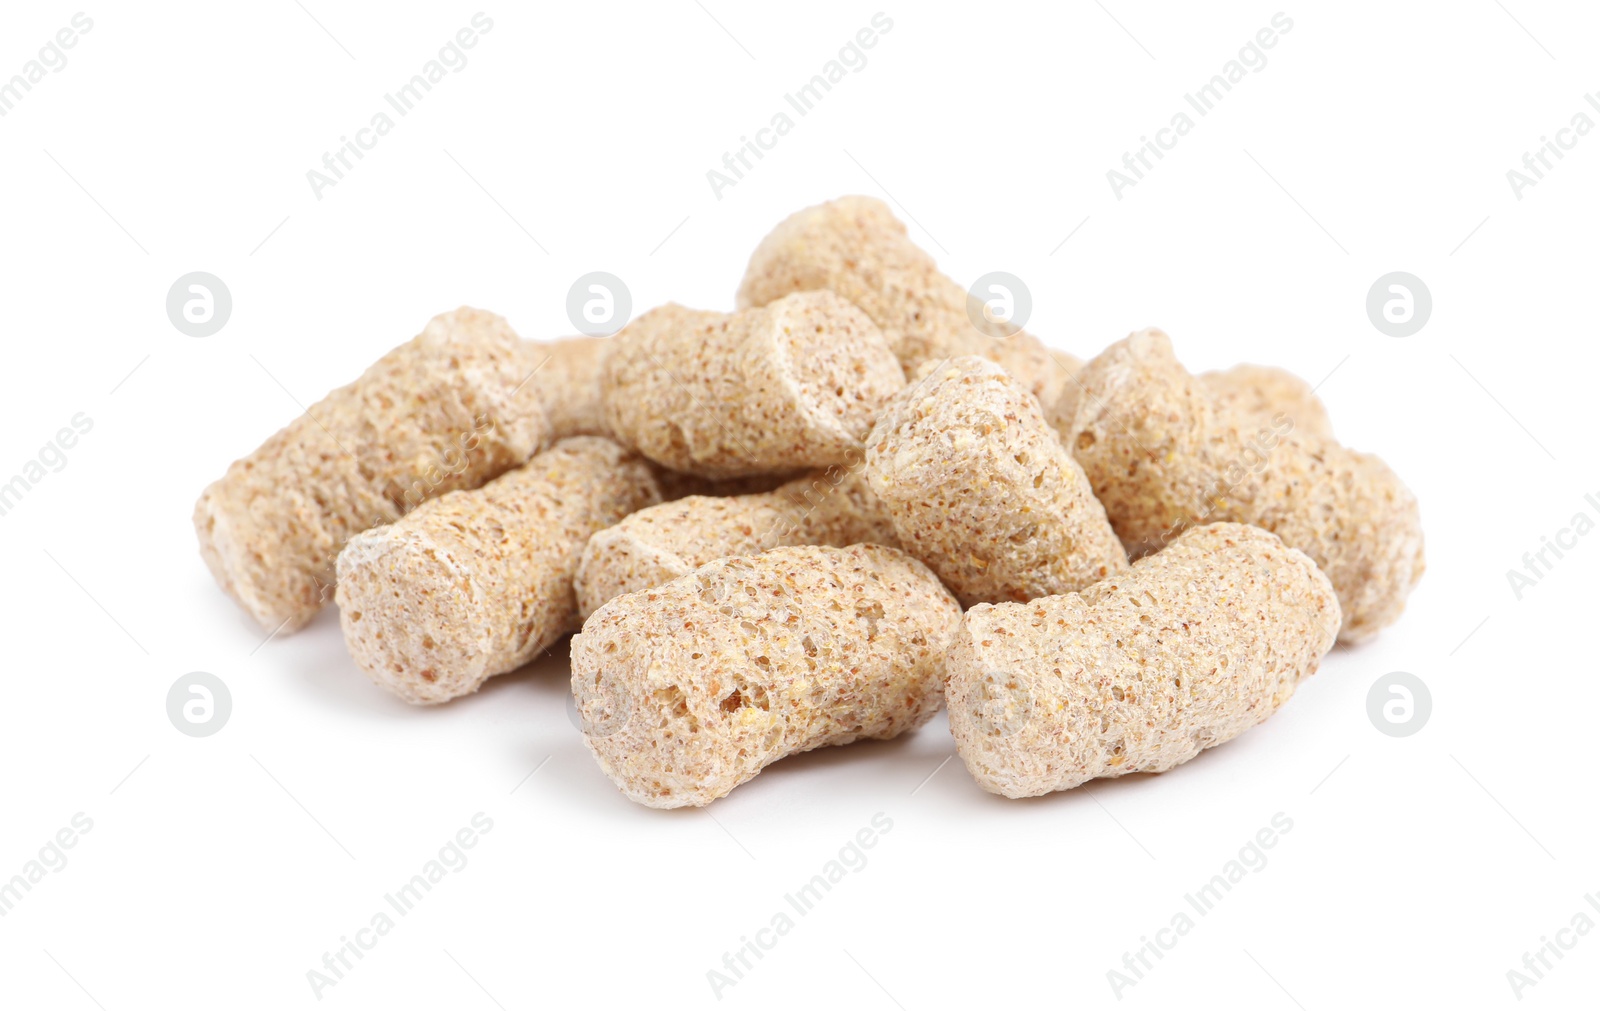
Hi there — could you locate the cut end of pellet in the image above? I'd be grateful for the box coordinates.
[336,526,493,705]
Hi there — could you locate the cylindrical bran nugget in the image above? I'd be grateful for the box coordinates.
[335,437,663,705]
[194,307,551,633]
[985,332,1075,413]
[1054,329,1423,641]
[736,195,1072,407]
[946,523,1341,798]
[864,356,1129,608]
[1048,360,1334,442]
[600,291,904,479]
[572,544,962,808]
[575,465,899,616]
[529,336,610,438]
[1199,363,1334,441]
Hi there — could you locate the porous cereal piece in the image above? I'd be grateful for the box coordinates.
[986,333,1076,413]
[1200,364,1334,441]
[600,292,904,479]
[575,466,899,616]
[1049,360,1332,442]
[572,543,962,808]
[736,195,1072,407]
[530,336,610,438]
[1054,329,1423,641]
[335,437,663,705]
[864,356,1128,608]
[194,307,551,633]
[946,523,1340,798]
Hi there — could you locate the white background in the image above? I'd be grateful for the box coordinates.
[1,2,1595,1008]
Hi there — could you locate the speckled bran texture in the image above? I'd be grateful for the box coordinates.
[1054,329,1424,642]
[946,522,1340,799]
[571,544,962,808]
[575,465,900,616]
[194,307,551,634]
[529,336,610,438]
[600,291,904,479]
[335,438,663,705]
[1048,361,1334,442]
[1199,363,1335,441]
[863,356,1129,608]
[735,195,1072,408]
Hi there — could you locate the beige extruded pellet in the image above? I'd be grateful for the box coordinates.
[863,356,1129,608]
[736,195,1072,408]
[335,437,663,705]
[575,465,899,616]
[572,543,962,808]
[600,292,904,479]
[530,336,610,438]
[1049,361,1333,441]
[946,522,1340,799]
[1199,363,1334,441]
[1054,329,1423,641]
[194,307,551,634]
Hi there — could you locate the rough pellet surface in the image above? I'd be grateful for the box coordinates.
[575,465,899,616]
[946,523,1340,798]
[529,335,610,438]
[572,544,962,808]
[1199,363,1335,441]
[736,194,1072,407]
[600,291,904,479]
[1054,328,1423,641]
[335,437,663,705]
[193,307,551,633]
[1050,360,1334,442]
[864,356,1129,608]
